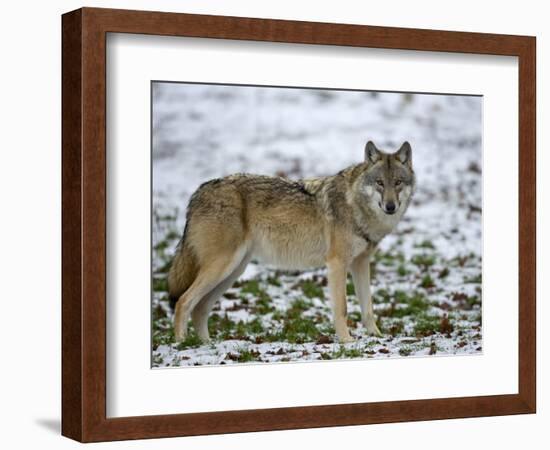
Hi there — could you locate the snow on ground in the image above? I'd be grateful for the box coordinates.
[151,83,482,368]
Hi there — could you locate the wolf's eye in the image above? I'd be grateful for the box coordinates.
[395,180,402,186]
[376,179,384,187]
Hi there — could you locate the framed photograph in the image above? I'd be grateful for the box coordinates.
[62,7,536,442]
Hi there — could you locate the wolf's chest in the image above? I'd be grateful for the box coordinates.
[350,235,369,258]
[355,211,403,247]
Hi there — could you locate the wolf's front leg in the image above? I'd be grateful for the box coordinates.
[351,251,382,336]
[327,258,354,343]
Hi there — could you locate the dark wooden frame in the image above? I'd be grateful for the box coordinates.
[62,7,536,442]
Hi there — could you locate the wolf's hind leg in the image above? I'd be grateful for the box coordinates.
[174,247,247,342]
[327,258,354,343]
[191,254,251,342]
[351,251,381,337]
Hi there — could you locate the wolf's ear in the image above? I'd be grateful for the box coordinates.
[365,141,381,163]
[396,141,412,166]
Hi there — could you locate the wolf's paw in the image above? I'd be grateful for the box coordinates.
[197,335,211,344]
[174,327,187,343]
[338,334,355,344]
[364,321,382,337]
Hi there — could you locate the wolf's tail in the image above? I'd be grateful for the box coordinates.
[167,224,199,311]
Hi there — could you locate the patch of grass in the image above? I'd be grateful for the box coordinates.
[282,316,319,344]
[450,254,471,267]
[288,297,313,314]
[397,264,409,277]
[254,292,275,315]
[346,347,366,358]
[382,291,431,318]
[266,276,282,287]
[419,274,436,289]
[153,210,178,222]
[152,304,168,322]
[237,279,275,315]
[415,240,435,250]
[438,267,450,279]
[334,346,364,359]
[265,299,320,344]
[240,279,262,295]
[375,251,405,266]
[374,288,392,303]
[413,314,442,337]
[464,273,482,284]
[468,295,481,308]
[411,254,436,270]
[176,331,203,350]
[472,312,482,325]
[399,346,413,356]
[154,239,170,252]
[318,323,336,336]
[209,313,238,339]
[298,279,325,299]
[234,317,265,336]
[319,345,364,360]
[165,230,180,241]
[346,282,356,296]
[234,348,260,363]
[152,326,174,349]
[152,277,168,292]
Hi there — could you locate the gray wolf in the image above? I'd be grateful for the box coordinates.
[168,141,415,343]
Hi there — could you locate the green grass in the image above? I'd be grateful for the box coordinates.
[152,326,174,349]
[464,274,482,284]
[320,345,365,360]
[298,279,325,299]
[419,274,436,289]
[238,280,275,315]
[175,331,203,350]
[375,251,405,266]
[397,264,409,277]
[265,299,320,344]
[152,277,168,292]
[232,348,259,363]
[380,290,431,318]
[240,279,262,295]
[414,314,443,337]
[266,276,282,287]
[154,240,170,252]
[415,240,435,250]
[374,288,392,303]
[411,254,436,270]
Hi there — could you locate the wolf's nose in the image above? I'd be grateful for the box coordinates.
[385,202,396,213]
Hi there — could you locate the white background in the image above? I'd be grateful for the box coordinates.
[107,34,518,417]
[0,0,546,449]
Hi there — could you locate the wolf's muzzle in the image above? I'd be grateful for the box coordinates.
[384,201,397,214]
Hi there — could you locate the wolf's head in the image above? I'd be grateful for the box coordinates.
[359,141,415,216]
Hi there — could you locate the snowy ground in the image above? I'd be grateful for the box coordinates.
[151,83,482,368]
